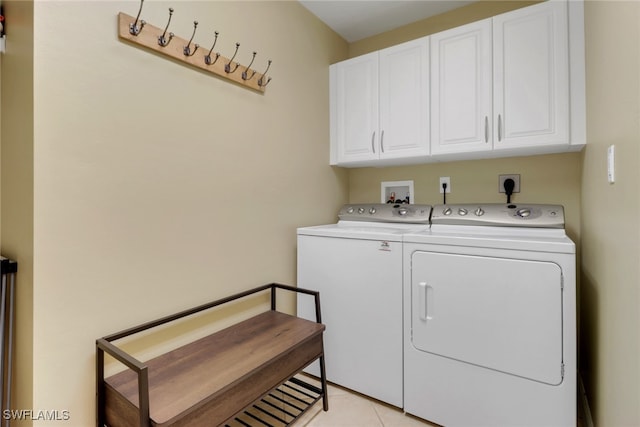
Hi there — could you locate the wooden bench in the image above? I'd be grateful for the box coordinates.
[96,283,328,427]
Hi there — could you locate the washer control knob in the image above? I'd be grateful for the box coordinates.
[346,207,354,214]
[516,208,531,218]
[474,207,485,216]
[358,207,365,214]
[443,207,452,216]
[458,208,468,216]
[398,208,408,216]
[369,207,377,215]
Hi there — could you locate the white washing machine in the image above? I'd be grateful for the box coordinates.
[297,203,431,408]
[403,204,576,427]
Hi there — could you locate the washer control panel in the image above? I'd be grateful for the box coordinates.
[431,204,565,228]
[338,204,432,224]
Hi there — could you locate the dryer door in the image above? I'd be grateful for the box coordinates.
[411,251,563,385]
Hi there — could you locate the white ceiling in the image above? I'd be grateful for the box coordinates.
[299,0,475,42]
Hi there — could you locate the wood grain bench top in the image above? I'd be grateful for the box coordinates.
[104,310,325,425]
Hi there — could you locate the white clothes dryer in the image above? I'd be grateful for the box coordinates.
[403,204,576,427]
[297,203,431,408]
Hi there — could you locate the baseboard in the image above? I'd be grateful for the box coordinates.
[578,373,595,427]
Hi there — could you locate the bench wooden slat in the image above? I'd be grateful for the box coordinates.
[104,310,325,426]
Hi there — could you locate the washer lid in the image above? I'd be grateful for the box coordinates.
[297,221,429,241]
[431,204,565,228]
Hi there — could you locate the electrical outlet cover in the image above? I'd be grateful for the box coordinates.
[439,177,451,194]
[499,174,520,193]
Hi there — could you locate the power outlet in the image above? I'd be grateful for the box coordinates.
[439,177,451,194]
[499,174,520,193]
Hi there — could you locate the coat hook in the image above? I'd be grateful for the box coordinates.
[225,43,241,74]
[242,52,257,81]
[183,21,199,57]
[129,0,146,36]
[204,31,220,65]
[258,60,272,87]
[157,8,174,47]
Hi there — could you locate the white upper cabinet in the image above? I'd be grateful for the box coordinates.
[330,0,585,167]
[378,39,429,161]
[431,0,581,160]
[330,38,429,167]
[493,0,569,151]
[430,19,493,155]
[331,52,379,164]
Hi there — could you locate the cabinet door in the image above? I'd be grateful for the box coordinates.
[493,0,569,149]
[331,52,379,164]
[430,20,492,155]
[379,38,429,160]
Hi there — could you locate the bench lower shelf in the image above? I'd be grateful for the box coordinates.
[224,377,323,427]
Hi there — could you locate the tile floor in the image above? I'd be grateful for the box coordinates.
[293,375,585,427]
[294,376,437,427]
[229,374,584,427]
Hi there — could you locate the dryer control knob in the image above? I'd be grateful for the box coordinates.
[346,207,354,214]
[398,208,408,216]
[358,207,365,214]
[458,208,468,216]
[443,207,452,216]
[474,207,485,216]
[369,207,377,215]
[516,208,531,218]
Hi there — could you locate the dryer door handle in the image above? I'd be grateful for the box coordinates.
[418,282,433,321]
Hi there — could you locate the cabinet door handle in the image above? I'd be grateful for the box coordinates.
[484,116,489,143]
[498,114,502,142]
[380,130,385,153]
[371,131,376,153]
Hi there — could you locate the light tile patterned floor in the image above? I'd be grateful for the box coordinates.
[294,376,438,427]
[293,375,584,427]
[289,374,585,427]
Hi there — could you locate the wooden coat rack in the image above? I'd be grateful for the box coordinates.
[117,3,272,93]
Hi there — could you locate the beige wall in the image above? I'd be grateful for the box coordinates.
[349,1,539,57]
[0,0,34,423]
[1,1,348,425]
[581,1,640,425]
[349,153,582,242]
[2,1,638,426]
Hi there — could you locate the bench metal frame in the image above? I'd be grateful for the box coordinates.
[96,283,327,427]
